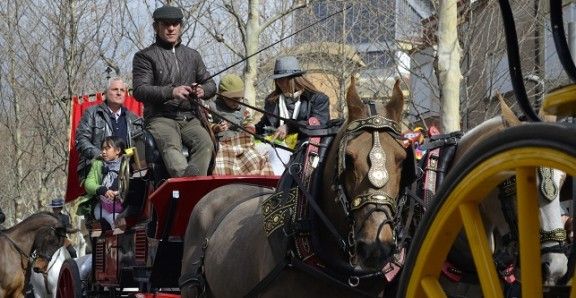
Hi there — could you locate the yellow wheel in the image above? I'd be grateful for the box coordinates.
[397,123,576,298]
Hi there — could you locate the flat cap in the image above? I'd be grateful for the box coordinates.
[153,5,184,21]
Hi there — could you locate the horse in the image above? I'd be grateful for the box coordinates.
[419,104,569,295]
[0,212,67,298]
[180,78,412,297]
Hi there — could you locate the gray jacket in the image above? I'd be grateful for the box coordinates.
[132,38,217,120]
[75,103,140,178]
[208,98,247,140]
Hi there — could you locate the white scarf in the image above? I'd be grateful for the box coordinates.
[278,90,302,126]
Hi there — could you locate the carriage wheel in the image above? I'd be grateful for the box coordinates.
[56,259,82,298]
[397,123,576,297]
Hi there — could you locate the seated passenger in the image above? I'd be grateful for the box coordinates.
[208,74,273,175]
[84,136,127,230]
[254,56,330,174]
[75,77,140,181]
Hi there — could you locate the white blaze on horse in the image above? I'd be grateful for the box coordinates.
[0,212,67,298]
[180,78,412,297]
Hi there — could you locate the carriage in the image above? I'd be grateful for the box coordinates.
[56,123,280,297]
[53,0,576,297]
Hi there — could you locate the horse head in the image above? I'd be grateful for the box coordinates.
[29,214,67,273]
[323,78,414,272]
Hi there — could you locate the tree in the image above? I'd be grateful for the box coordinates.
[436,0,462,133]
[186,0,310,106]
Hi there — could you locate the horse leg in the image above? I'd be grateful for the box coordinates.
[181,184,273,297]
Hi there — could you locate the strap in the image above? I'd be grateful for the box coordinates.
[244,258,289,297]
[289,258,378,298]
[294,118,322,261]
[422,131,462,151]
[289,171,348,252]
[422,147,439,208]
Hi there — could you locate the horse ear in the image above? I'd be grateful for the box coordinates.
[385,79,404,123]
[346,75,368,121]
[498,93,521,127]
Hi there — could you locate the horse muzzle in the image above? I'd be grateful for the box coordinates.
[32,259,49,273]
[31,253,51,274]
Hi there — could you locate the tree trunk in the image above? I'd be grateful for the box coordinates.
[437,0,462,133]
[244,0,261,107]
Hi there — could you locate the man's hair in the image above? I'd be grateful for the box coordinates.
[107,77,127,90]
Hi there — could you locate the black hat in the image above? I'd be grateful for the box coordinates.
[153,5,184,21]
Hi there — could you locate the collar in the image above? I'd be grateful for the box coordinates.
[155,36,181,49]
[282,90,303,99]
[108,106,122,120]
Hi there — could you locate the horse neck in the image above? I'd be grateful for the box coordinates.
[453,116,508,164]
[6,214,58,254]
[318,128,350,239]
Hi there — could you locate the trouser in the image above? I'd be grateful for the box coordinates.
[147,117,214,177]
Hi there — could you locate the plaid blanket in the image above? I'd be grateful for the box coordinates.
[213,133,275,176]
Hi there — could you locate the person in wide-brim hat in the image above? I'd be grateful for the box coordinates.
[270,56,307,80]
[253,56,330,168]
[47,197,65,208]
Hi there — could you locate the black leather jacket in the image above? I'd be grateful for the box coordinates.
[75,103,140,177]
[255,90,330,135]
[132,37,217,120]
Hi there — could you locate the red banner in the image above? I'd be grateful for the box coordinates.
[65,92,143,202]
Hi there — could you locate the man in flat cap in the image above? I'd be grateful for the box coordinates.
[133,5,217,177]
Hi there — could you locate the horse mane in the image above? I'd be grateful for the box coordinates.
[5,211,60,232]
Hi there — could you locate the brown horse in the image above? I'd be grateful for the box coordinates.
[180,79,412,297]
[0,212,67,298]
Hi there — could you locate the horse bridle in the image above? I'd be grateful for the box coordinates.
[334,114,407,272]
[0,226,65,270]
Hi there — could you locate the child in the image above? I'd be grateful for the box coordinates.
[208,74,273,175]
[84,136,126,230]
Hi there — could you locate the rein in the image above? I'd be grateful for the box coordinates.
[0,230,33,262]
[193,97,295,152]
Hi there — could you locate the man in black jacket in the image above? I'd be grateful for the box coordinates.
[132,5,217,177]
[75,77,140,180]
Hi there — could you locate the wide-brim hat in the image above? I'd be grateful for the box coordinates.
[153,5,184,22]
[47,198,65,208]
[270,56,306,80]
[219,74,245,98]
